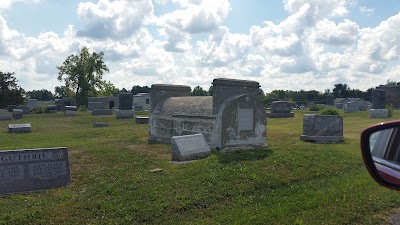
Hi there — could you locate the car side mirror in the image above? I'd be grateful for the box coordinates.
[361,121,400,190]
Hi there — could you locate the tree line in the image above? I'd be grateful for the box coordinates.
[0,46,396,108]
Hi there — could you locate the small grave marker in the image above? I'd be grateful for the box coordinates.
[171,133,211,162]
[8,124,32,133]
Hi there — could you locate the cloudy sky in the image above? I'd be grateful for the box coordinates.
[1,0,400,93]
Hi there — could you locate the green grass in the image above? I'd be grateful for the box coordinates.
[0,110,400,224]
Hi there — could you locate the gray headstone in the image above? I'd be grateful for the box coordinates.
[0,147,71,196]
[267,101,294,118]
[7,105,17,113]
[27,99,38,109]
[116,110,134,119]
[343,102,359,113]
[47,105,58,113]
[300,114,343,143]
[12,109,23,119]
[171,133,211,162]
[88,102,103,111]
[8,124,32,133]
[369,109,389,118]
[372,89,386,109]
[119,93,133,110]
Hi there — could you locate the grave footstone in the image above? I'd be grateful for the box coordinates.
[92,109,113,116]
[171,133,211,162]
[8,123,32,133]
[93,122,109,128]
[135,116,149,124]
[0,147,71,196]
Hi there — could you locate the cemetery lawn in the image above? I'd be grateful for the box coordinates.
[1,110,400,224]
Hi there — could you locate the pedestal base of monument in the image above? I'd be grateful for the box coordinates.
[300,135,344,143]
[171,133,211,162]
[116,110,134,119]
[135,116,149,124]
[266,112,294,118]
[8,123,32,133]
[369,109,389,118]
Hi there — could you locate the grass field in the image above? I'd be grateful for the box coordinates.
[1,110,400,224]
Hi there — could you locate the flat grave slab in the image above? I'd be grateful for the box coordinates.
[171,133,211,162]
[135,116,149,124]
[93,122,109,128]
[8,124,32,133]
[92,109,113,116]
[0,147,71,196]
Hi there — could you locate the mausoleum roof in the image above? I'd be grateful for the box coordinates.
[158,96,213,118]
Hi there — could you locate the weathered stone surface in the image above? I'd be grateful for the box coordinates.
[118,93,133,110]
[93,122,109,128]
[0,112,12,121]
[372,89,386,109]
[0,147,71,196]
[369,109,389,118]
[8,124,32,133]
[171,133,211,161]
[376,85,400,109]
[300,114,343,143]
[64,110,76,116]
[135,116,149,124]
[92,109,113,116]
[133,105,143,111]
[116,110,134,119]
[326,95,335,105]
[88,97,119,109]
[17,106,30,114]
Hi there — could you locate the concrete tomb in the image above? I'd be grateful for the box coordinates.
[116,93,134,119]
[171,133,211,161]
[135,116,149,124]
[8,124,32,133]
[12,109,23,119]
[92,109,113,116]
[88,102,103,111]
[267,101,294,118]
[0,147,71,196]
[133,105,144,111]
[300,114,343,143]
[149,78,267,150]
[55,98,76,112]
[133,93,151,111]
[376,85,400,109]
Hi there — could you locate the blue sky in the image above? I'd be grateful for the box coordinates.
[1,0,400,93]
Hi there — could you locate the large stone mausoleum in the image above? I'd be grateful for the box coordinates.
[148,78,267,150]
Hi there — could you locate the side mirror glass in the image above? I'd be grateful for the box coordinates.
[361,121,400,190]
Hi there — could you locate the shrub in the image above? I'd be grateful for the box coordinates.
[78,105,87,111]
[386,105,393,117]
[320,108,340,115]
[309,104,322,111]
[30,106,48,114]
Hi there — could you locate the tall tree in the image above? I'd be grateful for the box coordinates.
[26,89,53,101]
[57,46,110,106]
[0,71,25,108]
[191,86,207,96]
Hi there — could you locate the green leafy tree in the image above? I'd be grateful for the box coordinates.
[57,46,110,106]
[98,81,118,96]
[0,71,25,108]
[191,86,207,96]
[26,89,53,101]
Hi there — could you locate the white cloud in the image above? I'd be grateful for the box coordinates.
[314,19,359,46]
[359,6,374,16]
[77,0,155,40]
[0,0,40,11]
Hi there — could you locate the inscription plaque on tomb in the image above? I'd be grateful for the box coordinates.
[0,147,71,196]
[171,133,211,161]
[238,108,254,131]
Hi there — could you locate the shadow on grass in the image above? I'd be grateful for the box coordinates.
[215,148,273,164]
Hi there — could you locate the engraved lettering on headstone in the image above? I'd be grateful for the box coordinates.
[29,162,66,180]
[0,165,24,183]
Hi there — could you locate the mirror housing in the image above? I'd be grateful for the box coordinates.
[361,120,400,191]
